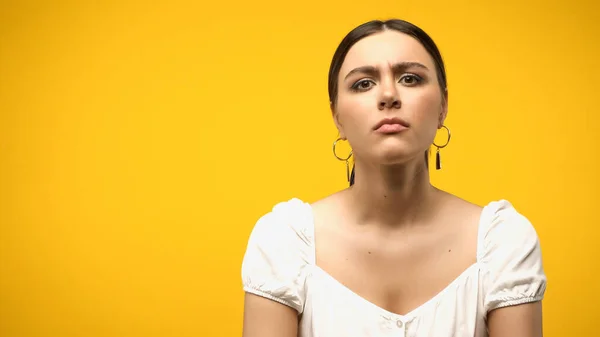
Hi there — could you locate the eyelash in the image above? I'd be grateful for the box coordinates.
[350,74,423,92]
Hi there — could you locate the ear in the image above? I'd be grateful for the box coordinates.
[331,101,346,139]
[438,88,448,128]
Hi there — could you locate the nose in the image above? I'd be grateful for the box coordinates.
[378,79,401,110]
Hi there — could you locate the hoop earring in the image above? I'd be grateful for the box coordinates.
[333,137,353,182]
[432,125,451,170]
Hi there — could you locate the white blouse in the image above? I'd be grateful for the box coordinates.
[241,198,547,337]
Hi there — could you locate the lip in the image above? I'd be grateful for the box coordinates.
[373,117,410,134]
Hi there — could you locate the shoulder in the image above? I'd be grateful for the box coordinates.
[477,199,547,312]
[246,197,314,248]
[241,197,314,313]
[478,199,541,261]
[308,189,355,227]
[440,193,484,226]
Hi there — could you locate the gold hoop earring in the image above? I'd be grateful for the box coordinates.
[333,137,353,182]
[432,125,451,170]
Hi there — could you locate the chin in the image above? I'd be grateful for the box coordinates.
[375,145,419,166]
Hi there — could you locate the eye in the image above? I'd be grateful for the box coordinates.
[399,74,422,86]
[351,79,375,91]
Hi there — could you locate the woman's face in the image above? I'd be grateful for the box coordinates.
[334,30,447,167]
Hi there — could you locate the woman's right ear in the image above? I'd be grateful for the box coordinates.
[331,104,346,139]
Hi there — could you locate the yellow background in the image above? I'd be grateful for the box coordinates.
[1,0,598,336]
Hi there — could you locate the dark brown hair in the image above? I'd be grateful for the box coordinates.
[327,19,448,186]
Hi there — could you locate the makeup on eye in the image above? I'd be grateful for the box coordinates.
[349,73,424,91]
[399,74,423,85]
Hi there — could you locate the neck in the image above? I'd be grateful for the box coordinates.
[345,158,440,228]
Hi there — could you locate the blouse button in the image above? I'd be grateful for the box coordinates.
[396,320,404,328]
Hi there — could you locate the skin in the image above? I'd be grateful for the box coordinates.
[242,29,543,337]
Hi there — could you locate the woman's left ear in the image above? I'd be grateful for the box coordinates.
[439,89,448,128]
[331,102,346,139]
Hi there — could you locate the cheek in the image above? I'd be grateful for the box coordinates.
[336,94,373,132]
[402,89,443,144]
[403,89,442,122]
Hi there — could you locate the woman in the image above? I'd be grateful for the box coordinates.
[241,19,546,337]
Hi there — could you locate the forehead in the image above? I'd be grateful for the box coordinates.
[340,30,436,75]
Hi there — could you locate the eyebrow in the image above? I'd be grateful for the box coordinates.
[343,62,429,80]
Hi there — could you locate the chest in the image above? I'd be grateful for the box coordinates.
[314,221,478,316]
[301,265,486,337]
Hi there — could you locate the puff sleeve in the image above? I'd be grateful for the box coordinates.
[241,199,313,314]
[480,200,547,312]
